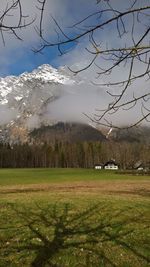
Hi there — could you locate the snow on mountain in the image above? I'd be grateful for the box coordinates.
[0,64,76,125]
[0,64,78,142]
[0,64,74,105]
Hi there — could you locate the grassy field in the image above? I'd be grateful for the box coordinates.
[0,168,150,267]
[0,168,149,185]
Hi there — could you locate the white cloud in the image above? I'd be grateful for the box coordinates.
[0,105,18,125]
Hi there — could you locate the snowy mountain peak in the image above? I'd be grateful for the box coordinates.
[0,64,75,105]
[20,64,74,85]
[0,64,77,142]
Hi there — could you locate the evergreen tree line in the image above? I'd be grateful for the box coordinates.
[0,141,149,169]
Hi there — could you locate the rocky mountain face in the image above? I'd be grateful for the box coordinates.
[0,64,77,143]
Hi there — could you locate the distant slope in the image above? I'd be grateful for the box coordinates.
[112,126,150,143]
[30,122,106,143]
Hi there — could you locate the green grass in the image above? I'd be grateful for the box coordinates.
[0,168,150,267]
[0,168,148,186]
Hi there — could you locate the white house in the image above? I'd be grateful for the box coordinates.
[104,160,119,170]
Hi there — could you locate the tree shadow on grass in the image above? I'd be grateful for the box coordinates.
[0,202,149,267]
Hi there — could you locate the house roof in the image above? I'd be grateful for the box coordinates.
[134,161,150,169]
[104,160,118,166]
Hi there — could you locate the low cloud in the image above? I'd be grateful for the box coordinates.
[0,105,18,125]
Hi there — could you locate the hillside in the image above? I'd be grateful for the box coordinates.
[112,126,150,143]
[30,122,106,143]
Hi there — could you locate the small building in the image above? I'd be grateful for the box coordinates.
[134,160,142,170]
[104,160,119,170]
[137,166,144,171]
[134,161,150,171]
[94,164,103,170]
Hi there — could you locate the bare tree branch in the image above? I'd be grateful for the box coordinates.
[0,0,35,44]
